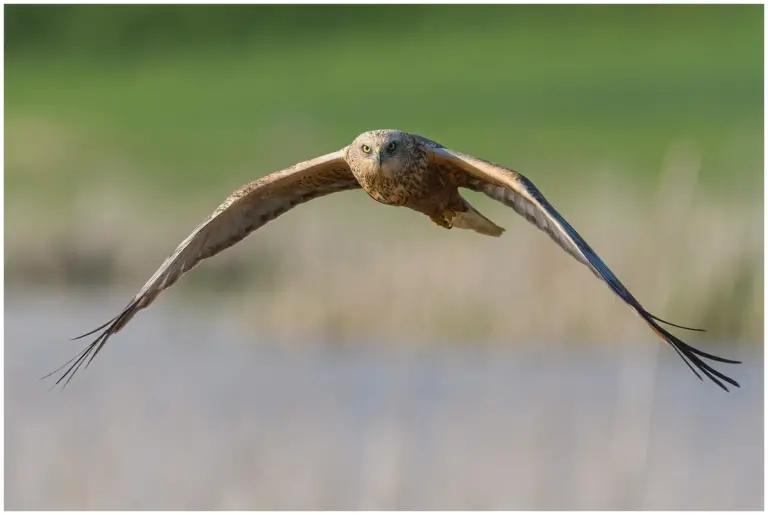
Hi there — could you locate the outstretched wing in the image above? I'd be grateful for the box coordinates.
[46,149,359,387]
[426,144,740,391]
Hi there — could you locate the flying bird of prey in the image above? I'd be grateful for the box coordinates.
[46,129,740,390]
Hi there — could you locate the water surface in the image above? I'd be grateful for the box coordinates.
[5,291,762,510]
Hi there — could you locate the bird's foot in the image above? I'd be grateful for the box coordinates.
[430,210,455,229]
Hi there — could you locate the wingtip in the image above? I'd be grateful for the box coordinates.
[646,315,740,391]
[70,316,117,341]
[647,312,706,333]
[715,377,741,392]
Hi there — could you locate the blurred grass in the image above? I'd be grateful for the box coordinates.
[4,5,763,346]
[5,4,763,199]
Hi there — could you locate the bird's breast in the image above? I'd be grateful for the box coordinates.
[360,176,410,206]
[357,167,441,207]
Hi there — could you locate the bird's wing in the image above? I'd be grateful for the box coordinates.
[426,144,740,391]
[46,149,359,387]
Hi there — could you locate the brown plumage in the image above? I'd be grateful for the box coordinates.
[45,129,740,391]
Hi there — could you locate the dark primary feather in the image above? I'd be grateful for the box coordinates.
[429,146,740,391]
[42,309,128,389]
[510,176,739,390]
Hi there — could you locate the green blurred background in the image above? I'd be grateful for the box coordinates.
[6,5,763,197]
[4,6,764,509]
[5,4,763,341]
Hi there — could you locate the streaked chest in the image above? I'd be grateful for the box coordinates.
[356,162,453,206]
[357,173,412,205]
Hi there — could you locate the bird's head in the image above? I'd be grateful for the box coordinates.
[347,129,410,179]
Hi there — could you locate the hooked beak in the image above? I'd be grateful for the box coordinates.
[374,145,382,168]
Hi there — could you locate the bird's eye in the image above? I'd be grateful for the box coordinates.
[386,142,397,151]
[361,144,371,153]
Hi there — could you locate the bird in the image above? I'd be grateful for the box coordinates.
[45,129,740,390]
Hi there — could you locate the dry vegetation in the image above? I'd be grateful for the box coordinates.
[6,142,762,348]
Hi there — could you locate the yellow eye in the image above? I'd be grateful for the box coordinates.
[386,142,397,151]
[361,144,371,153]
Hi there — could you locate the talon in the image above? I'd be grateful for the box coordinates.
[430,213,453,229]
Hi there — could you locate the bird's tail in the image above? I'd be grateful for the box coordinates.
[452,200,506,237]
